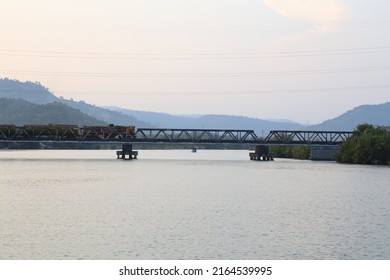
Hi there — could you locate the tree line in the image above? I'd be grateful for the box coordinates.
[268,124,390,165]
[336,124,390,165]
[269,145,311,160]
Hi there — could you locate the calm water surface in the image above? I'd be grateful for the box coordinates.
[0,150,389,259]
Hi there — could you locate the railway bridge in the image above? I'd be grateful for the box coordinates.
[132,128,354,146]
[0,124,355,160]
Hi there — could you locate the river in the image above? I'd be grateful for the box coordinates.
[0,150,389,259]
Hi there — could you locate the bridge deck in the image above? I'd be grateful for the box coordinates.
[0,125,355,146]
[264,130,355,145]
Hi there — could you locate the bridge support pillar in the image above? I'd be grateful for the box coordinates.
[310,146,338,161]
[249,145,274,161]
[116,144,138,160]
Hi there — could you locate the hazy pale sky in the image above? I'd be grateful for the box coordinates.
[1,0,389,124]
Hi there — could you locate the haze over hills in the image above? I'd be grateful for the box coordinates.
[310,102,390,131]
[0,98,105,126]
[0,78,389,133]
[59,99,151,127]
[0,78,150,127]
[104,106,306,135]
[0,79,58,104]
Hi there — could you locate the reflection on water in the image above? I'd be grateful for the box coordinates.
[0,150,389,259]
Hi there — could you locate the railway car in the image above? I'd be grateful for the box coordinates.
[0,124,16,140]
[0,124,136,142]
[51,124,80,141]
[81,124,136,141]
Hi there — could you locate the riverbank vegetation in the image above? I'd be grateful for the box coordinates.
[269,146,311,160]
[336,124,390,165]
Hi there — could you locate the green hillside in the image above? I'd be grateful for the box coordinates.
[0,78,58,104]
[0,78,149,126]
[2,78,389,131]
[312,102,390,130]
[0,98,106,125]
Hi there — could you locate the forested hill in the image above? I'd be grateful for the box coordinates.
[0,98,105,125]
[0,78,149,126]
[1,78,389,131]
[105,106,305,135]
[310,102,390,130]
[0,78,58,104]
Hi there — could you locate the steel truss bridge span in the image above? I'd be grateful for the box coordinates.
[264,130,355,145]
[135,128,355,145]
[0,125,355,146]
[135,128,259,144]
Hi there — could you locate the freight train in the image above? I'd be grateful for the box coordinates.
[0,124,136,141]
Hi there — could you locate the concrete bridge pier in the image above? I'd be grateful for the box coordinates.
[116,144,138,160]
[310,146,339,161]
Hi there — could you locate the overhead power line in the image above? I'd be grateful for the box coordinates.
[1,20,390,30]
[53,85,390,96]
[1,66,389,78]
[0,46,389,60]
[2,85,389,96]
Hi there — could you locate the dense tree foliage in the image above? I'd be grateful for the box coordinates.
[270,145,311,160]
[268,131,311,159]
[336,124,390,165]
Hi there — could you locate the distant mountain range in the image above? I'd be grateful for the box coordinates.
[104,106,305,135]
[0,98,105,126]
[0,78,389,133]
[0,78,150,127]
[310,102,390,130]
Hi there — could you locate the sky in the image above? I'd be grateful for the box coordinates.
[1,0,389,124]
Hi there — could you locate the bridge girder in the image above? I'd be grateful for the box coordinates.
[264,130,355,145]
[0,125,355,146]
